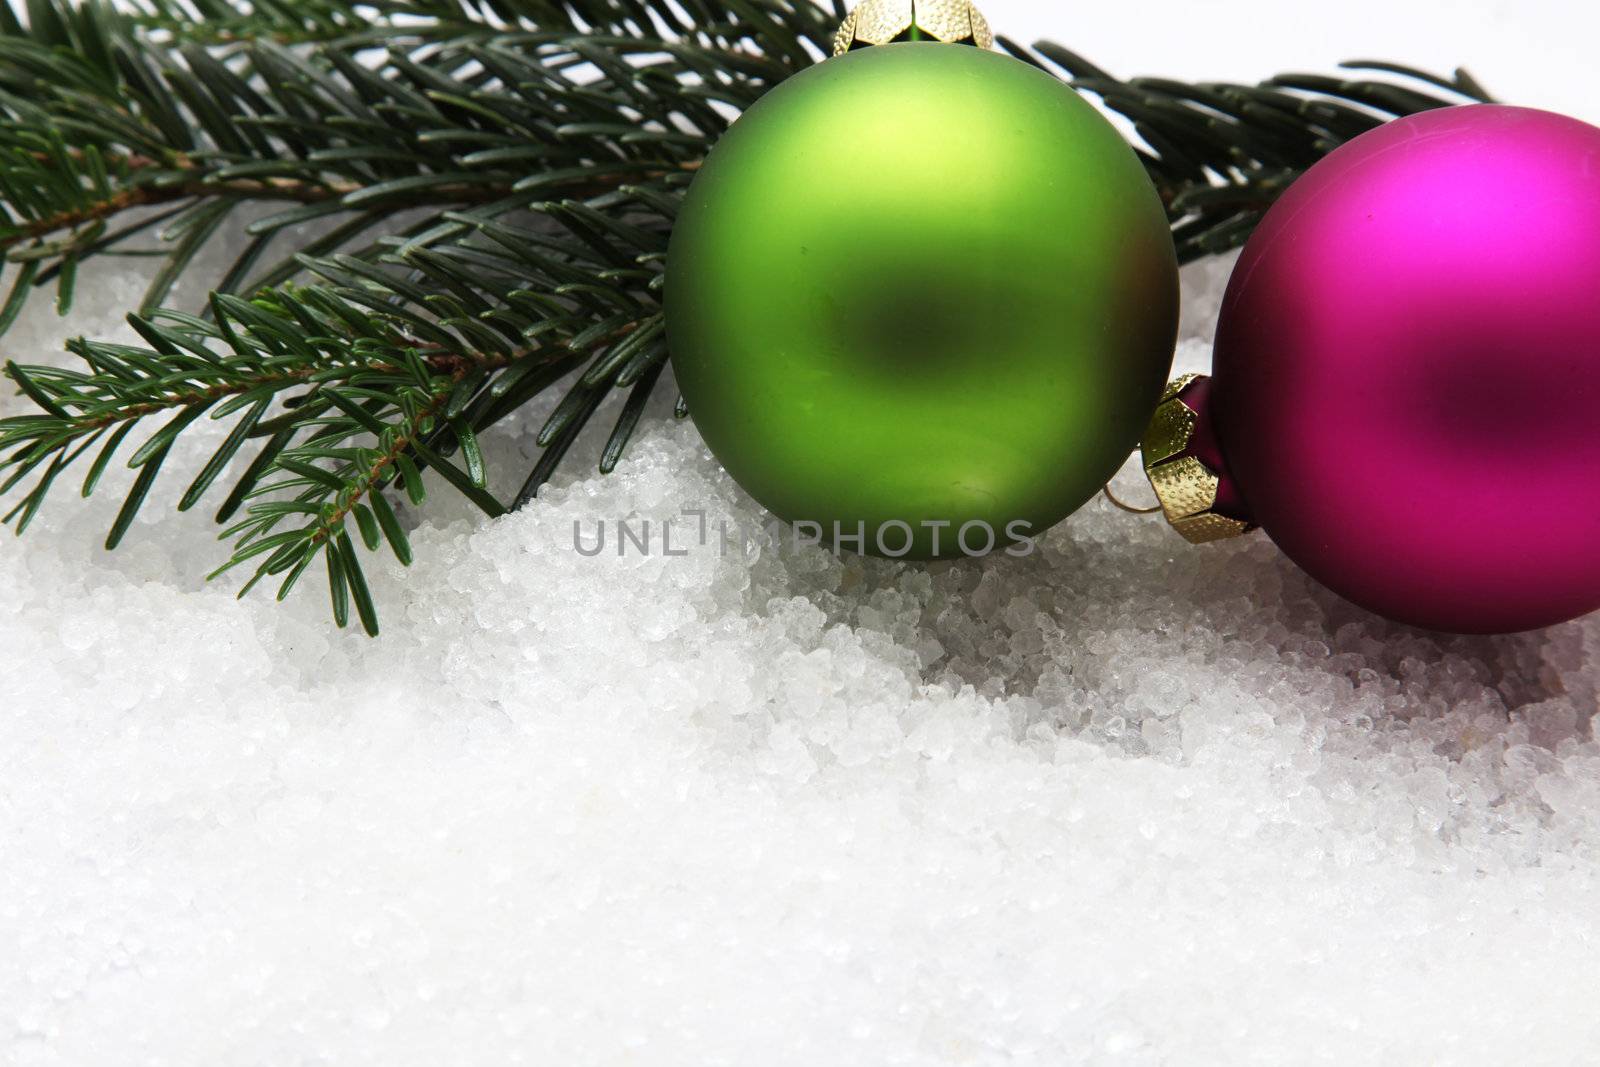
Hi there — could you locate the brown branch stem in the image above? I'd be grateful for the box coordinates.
[307,384,451,548]
[25,318,645,442]
[3,154,702,256]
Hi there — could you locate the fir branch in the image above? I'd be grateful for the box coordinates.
[0,0,1495,634]
[0,0,827,317]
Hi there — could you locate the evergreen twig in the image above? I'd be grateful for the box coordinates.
[0,0,1492,633]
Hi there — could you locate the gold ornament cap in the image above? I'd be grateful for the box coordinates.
[1141,375,1256,545]
[833,0,994,56]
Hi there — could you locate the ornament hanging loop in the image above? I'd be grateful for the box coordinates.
[833,0,995,56]
[1102,484,1162,515]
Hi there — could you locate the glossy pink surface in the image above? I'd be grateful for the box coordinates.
[1213,105,1600,633]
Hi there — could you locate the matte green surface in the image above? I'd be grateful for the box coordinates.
[666,43,1178,558]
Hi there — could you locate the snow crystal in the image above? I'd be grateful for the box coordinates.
[4,225,1600,1065]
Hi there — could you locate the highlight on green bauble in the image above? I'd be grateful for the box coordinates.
[665,31,1179,559]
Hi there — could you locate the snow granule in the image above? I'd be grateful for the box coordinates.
[3,239,1599,1066]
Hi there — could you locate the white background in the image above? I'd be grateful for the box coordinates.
[990,0,1598,122]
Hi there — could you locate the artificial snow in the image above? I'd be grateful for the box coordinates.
[4,229,1600,1064]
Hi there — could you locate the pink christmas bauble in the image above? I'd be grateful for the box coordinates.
[1212,104,1600,633]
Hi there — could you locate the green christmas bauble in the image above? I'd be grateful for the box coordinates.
[666,42,1178,558]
